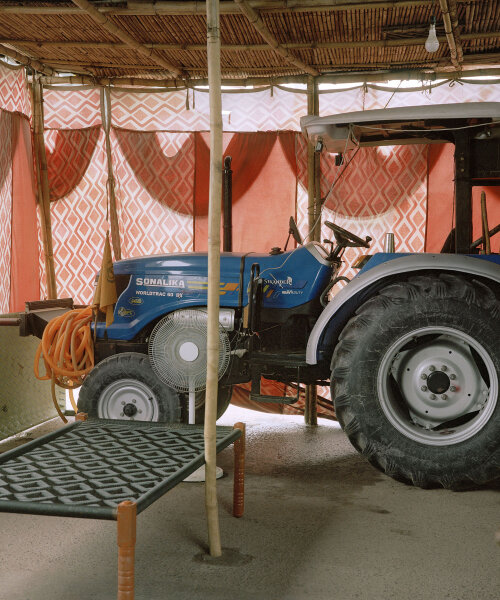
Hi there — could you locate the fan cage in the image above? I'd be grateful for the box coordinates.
[148,309,231,393]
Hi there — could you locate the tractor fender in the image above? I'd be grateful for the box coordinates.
[306,253,500,365]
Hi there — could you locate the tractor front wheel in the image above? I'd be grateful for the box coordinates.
[78,352,181,422]
[331,274,500,489]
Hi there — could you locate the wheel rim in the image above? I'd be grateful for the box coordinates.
[97,379,160,421]
[377,326,498,446]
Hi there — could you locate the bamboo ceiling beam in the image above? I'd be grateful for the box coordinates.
[233,0,319,76]
[6,31,498,52]
[69,0,186,78]
[0,1,471,16]
[0,43,55,75]
[44,48,500,74]
[37,65,500,89]
[439,0,464,69]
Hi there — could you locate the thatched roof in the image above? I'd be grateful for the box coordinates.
[0,0,499,85]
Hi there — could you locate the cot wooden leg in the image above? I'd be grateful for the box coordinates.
[117,500,137,600]
[232,422,245,518]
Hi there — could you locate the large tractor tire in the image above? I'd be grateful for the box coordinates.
[78,352,232,423]
[78,352,181,422]
[331,273,500,489]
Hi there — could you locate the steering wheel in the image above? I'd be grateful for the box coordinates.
[289,217,303,245]
[324,221,371,249]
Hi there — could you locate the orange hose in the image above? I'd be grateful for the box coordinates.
[34,307,95,422]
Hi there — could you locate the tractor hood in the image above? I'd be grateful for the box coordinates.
[99,243,334,341]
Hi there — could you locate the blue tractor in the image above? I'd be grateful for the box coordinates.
[74,103,500,490]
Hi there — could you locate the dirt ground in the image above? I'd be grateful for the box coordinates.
[0,405,498,600]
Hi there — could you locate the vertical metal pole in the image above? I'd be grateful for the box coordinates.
[223,155,233,252]
[117,501,136,600]
[305,76,318,426]
[205,0,223,558]
[453,131,472,254]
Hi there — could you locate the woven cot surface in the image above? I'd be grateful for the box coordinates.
[0,420,238,518]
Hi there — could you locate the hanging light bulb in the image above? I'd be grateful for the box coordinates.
[425,16,439,53]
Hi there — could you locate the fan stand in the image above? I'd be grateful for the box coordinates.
[188,381,196,425]
[184,377,223,482]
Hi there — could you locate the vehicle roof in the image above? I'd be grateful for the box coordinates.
[301,102,500,152]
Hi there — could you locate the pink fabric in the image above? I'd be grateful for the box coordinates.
[10,115,39,311]
[112,129,195,258]
[45,129,109,305]
[0,63,30,117]
[43,88,101,129]
[426,144,500,253]
[295,134,428,274]
[45,127,101,201]
[111,87,307,132]
[114,128,194,215]
[194,131,296,252]
[0,110,12,313]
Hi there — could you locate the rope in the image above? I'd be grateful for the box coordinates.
[34,307,94,423]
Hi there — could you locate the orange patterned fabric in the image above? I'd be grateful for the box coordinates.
[0,63,30,117]
[112,129,195,258]
[0,111,12,313]
[43,87,101,129]
[45,127,101,201]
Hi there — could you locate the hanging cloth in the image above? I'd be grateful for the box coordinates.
[92,231,117,328]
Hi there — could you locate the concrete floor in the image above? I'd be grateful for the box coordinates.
[0,405,498,600]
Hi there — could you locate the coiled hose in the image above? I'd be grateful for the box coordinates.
[34,307,94,422]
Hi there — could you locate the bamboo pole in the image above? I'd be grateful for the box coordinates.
[233,0,320,77]
[205,0,223,559]
[31,78,57,299]
[305,76,319,427]
[0,43,54,76]
[30,48,500,83]
[6,30,497,52]
[0,1,472,16]
[38,65,500,89]
[69,0,186,78]
[439,0,464,69]
[101,87,122,261]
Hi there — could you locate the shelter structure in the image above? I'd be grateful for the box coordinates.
[0,0,500,422]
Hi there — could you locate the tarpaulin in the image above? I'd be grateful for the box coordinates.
[426,143,500,253]
[112,129,194,258]
[194,131,297,252]
[0,111,39,313]
[10,114,39,312]
[0,62,30,118]
[45,127,101,201]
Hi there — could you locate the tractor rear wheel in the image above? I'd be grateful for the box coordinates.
[331,273,500,489]
[78,352,181,422]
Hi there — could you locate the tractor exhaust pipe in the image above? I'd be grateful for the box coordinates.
[223,155,233,252]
